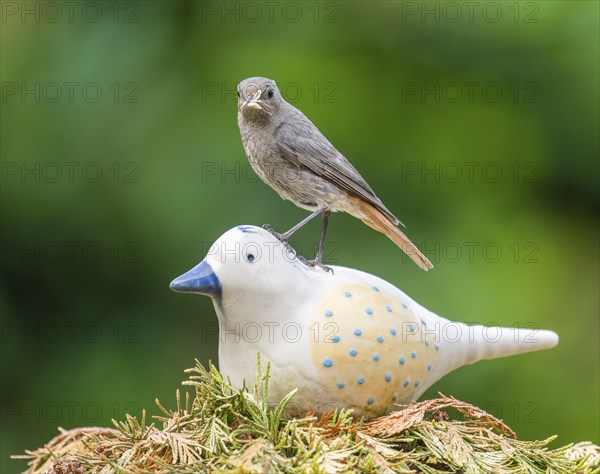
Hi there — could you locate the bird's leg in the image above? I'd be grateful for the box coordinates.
[264,209,333,271]
[315,209,330,263]
[281,209,324,240]
[299,210,333,273]
[262,224,296,256]
[262,209,324,241]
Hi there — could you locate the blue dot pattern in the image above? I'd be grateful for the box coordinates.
[311,283,442,416]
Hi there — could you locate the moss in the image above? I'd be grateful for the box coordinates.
[15,358,599,474]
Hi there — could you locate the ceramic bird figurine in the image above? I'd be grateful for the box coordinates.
[170,225,559,419]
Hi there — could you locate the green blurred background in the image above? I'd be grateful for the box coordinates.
[1,1,598,471]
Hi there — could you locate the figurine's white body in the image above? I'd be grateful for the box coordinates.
[171,226,558,419]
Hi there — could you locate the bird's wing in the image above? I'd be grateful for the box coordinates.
[274,120,401,225]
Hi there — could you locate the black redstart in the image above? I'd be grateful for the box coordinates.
[236,76,433,271]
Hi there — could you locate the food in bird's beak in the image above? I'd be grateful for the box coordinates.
[242,89,263,110]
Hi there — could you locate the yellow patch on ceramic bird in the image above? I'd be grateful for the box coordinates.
[311,283,441,415]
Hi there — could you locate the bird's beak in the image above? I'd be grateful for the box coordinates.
[241,89,263,110]
[169,260,222,299]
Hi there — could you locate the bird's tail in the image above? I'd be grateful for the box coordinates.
[350,198,433,271]
[434,322,559,376]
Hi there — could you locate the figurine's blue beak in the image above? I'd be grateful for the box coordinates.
[169,260,222,299]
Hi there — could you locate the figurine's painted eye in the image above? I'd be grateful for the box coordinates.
[246,253,255,263]
[267,89,274,99]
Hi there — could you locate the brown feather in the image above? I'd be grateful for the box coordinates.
[349,197,433,271]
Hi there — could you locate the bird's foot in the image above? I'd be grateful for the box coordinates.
[262,223,285,240]
[262,224,297,255]
[297,256,333,274]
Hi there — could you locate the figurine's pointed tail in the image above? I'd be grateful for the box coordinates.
[349,197,433,271]
[437,323,559,375]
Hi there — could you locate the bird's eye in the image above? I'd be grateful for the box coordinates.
[246,253,255,263]
[237,90,240,98]
[267,89,274,99]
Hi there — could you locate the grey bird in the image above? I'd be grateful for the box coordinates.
[236,76,433,271]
